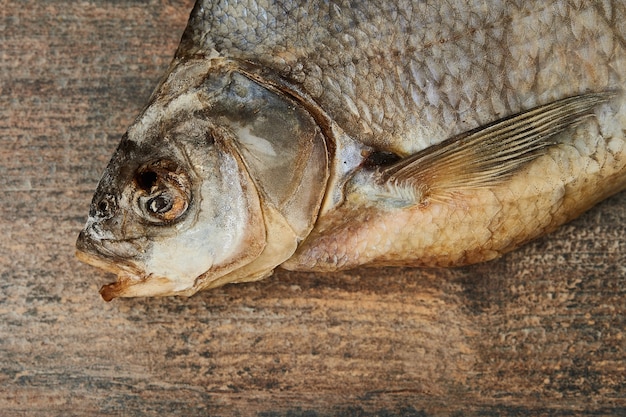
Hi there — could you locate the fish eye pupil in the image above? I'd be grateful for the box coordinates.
[148,195,172,214]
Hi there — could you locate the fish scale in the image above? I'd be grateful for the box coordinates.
[77,0,626,299]
[185,1,623,153]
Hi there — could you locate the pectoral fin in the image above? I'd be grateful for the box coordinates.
[378,92,615,204]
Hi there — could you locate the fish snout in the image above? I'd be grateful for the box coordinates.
[75,226,105,267]
[76,223,110,257]
[76,220,146,280]
[77,192,135,260]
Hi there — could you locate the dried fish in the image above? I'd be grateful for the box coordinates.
[77,1,626,300]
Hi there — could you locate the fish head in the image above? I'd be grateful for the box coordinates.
[76,59,329,300]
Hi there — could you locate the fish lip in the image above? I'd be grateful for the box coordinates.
[75,245,144,278]
[98,273,194,301]
[76,227,198,301]
[76,228,147,259]
[99,281,125,302]
[98,277,141,302]
[75,241,150,302]
[76,229,147,278]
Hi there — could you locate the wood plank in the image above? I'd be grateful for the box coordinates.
[1,1,625,415]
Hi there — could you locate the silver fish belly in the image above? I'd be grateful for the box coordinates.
[76,0,626,300]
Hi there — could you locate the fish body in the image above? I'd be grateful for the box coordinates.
[77,0,626,299]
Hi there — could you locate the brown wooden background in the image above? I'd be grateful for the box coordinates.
[1,1,625,415]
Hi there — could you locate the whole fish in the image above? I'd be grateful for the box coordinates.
[77,0,626,300]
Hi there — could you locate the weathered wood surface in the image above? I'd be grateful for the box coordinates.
[1,1,625,415]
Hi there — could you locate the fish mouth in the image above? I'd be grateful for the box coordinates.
[75,243,142,277]
[97,273,187,301]
[76,247,175,301]
[76,229,151,299]
[76,230,196,301]
[76,228,147,261]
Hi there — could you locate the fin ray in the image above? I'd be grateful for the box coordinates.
[378,92,615,203]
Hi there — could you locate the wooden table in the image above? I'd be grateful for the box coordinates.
[1,1,625,415]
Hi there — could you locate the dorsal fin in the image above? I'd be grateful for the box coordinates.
[377,92,616,204]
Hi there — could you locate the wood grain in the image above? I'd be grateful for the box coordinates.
[1,1,625,415]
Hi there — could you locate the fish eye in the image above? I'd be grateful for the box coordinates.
[132,162,191,224]
[147,194,173,214]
